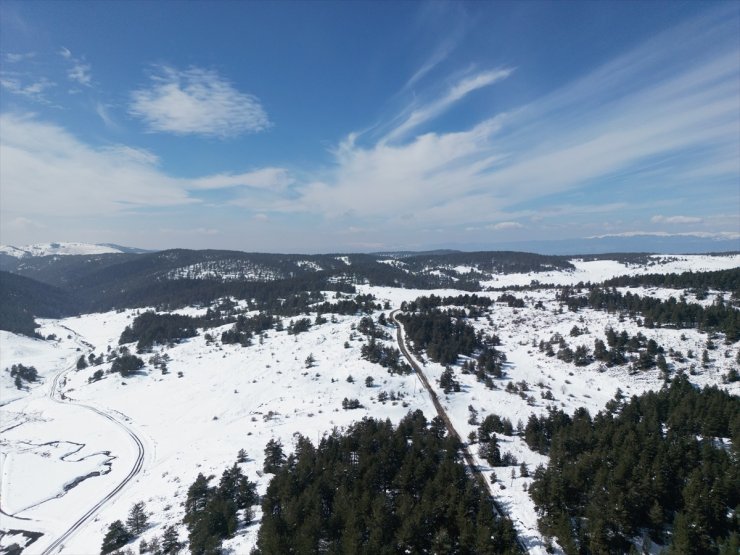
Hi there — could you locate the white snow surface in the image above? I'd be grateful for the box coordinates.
[0,242,127,258]
[0,253,738,554]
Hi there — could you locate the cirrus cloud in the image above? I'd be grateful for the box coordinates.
[129,65,270,138]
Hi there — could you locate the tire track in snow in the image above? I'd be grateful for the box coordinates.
[40,329,146,555]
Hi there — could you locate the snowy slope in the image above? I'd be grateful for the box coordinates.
[0,242,138,258]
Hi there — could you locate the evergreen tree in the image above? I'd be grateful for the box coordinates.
[126,501,148,536]
[160,526,181,554]
[263,439,285,473]
[100,520,132,554]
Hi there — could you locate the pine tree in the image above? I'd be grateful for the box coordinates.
[100,520,132,554]
[126,501,148,535]
[161,526,181,554]
[263,439,285,473]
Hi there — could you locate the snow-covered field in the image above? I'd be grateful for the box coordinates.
[1,254,737,554]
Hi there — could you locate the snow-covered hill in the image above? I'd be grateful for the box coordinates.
[0,253,737,554]
[0,242,146,258]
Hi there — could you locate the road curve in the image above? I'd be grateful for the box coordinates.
[390,310,527,553]
[41,332,146,555]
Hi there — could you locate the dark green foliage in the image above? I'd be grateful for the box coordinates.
[478,414,514,440]
[529,376,740,554]
[183,463,259,554]
[119,311,198,351]
[110,354,145,377]
[341,397,362,410]
[126,501,148,536]
[100,520,132,554]
[0,271,78,336]
[602,268,740,297]
[254,412,520,554]
[360,339,412,374]
[220,313,276,346]
[439,367,461,393]
[9,363,38,389]
[563,287,740,342]
[287,317,311,335]
[397,309,481,365]
[263,439,285,474]
[161,526,182,554]
[77,355,88,370]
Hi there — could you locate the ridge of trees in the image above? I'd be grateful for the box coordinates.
[559,287,739,342]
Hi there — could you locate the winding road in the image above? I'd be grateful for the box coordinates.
[39,330,146,555]
[390,310,527,553]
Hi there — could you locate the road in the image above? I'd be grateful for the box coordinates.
[40,329,146,555]
[390,310,527,553]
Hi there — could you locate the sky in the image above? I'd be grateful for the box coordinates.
[0,0,738,253]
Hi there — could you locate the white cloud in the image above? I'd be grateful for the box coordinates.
[588,231,740,240]
[192,167,293,190]
[488,221,523,230]
[96,102,117,129]
[383,68,512,143]
[272,6,738,237]
[0,113,193,219]
[651,214,704,224]
[0,75,55,102]
[129,65,270,138]
[60,47,92,86]
[5,52,35,63]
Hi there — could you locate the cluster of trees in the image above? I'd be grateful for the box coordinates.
[119,312,199,351]
[101,502,181,555]
[254,412,520,554]
[602,267,739,297]
[286,317,311,335]
[356,315,391,340]
[314,293,381,315]
[8,363,39,389]
[360,339,412,375]
[183,461,259,553]
[401,293,493,312]
[527,376,740,554]
[110,354,145,377]
[397,309,482,365]
[496,293,525,308]
[561,287,739,342]
[221,313,277,346]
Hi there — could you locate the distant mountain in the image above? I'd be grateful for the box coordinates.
[0,242,150,258]
[441,233,740,255]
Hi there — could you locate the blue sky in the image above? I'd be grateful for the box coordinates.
[1,1,738,253]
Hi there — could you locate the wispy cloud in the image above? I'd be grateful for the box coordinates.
[192,167,293,190]
[588,231,740,240]
[273,6,738,238]
[129,65,270,138]
[60,47,92,86]
[95,102,118,129]
[0,75,55,102]
[489,221,523,230]
[651,215,703,224]
[4,52,35,63]
[383,68,512,143]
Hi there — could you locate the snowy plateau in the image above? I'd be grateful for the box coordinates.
[1,253,739,554]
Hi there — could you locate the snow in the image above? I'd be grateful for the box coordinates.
[1,253,737,554]
[0,242,127,258]
[480,254,740,288]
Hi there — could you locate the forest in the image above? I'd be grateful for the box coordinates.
[559,287,739,341]
[254,411,521,554]
[527,376,739,554]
